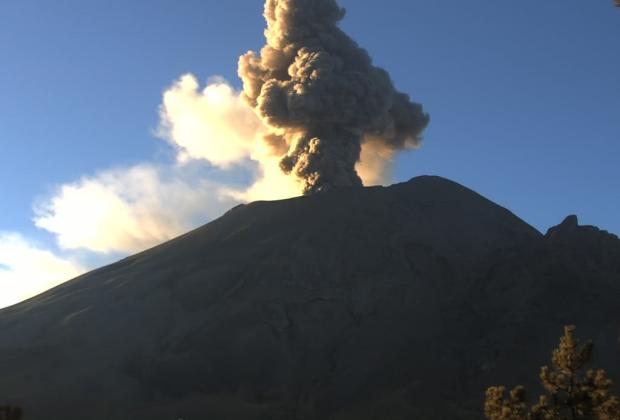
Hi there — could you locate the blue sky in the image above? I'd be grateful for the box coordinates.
[0,0,618,305]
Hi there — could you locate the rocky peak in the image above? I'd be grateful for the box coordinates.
[545,214,619,243]
[545,214,579,238]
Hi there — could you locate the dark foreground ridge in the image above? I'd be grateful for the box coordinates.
[1,176,619,419]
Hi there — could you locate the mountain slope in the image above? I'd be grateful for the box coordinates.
[1,176,618,419]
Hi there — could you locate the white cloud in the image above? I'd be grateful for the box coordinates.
[0,233,85,309]
[356,137,396,187]
[157,73,303,202]
[34,163,237,254]
[157,74,263,168]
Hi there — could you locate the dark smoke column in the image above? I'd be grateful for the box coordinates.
[239,0,429,195]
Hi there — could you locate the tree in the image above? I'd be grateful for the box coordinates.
[484,326,620,420]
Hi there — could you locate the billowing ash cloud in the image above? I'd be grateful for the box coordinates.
[238,0,430,194]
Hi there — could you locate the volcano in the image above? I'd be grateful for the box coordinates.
[1,176,619,419]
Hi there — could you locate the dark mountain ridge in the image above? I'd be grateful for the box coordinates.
[1,176,619,419]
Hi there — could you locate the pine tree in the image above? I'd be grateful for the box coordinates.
[485,385,529,420]
[484,326,620,420]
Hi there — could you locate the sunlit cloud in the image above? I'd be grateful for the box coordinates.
[356,137,397,187]
[157,73,303,201]
[0,233,85,309]
[34,163,236,254]
[157,75,262,168]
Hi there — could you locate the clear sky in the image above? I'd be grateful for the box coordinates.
[0,0,618,307]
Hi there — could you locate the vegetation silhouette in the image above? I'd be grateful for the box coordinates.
[0,406,22,420]
[485,326,620,419]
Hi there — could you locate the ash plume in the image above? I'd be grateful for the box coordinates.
[239,0,430,194]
